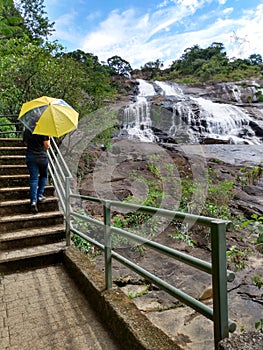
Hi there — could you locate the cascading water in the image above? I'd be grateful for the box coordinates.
[121,79,263,145]
[122,79,158,142]
[191,97,258,144]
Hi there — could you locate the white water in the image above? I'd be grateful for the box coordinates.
[191,97,261,144]
[137,79,156,97]
[154,81,184,98]
[122,80,262,144]
[122,80,157,142]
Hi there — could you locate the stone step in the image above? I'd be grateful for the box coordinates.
[0,185,55,200]
[0,138,67,274]
[0,224,65,250]
[0,138,24,147]
[0,155,25,165]
[0,197,59,215]
[0,174,30,187]
[0,146,26,155]
[0,164,28,175]
[0,211,64,233]
[0,241,65,273]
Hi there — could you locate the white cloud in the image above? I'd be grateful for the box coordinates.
[226,4,263,58]
[86,11,102,22]
[80,0,209,66]
[222,7,233,15]
[53,12,81,44]
[81,9,136,53]
[48,1,263,68]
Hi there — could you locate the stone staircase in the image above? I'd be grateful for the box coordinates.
[0,138,66,273]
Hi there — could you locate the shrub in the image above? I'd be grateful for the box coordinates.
[0,117,17,137]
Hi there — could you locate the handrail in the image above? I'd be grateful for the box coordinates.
[48,137,73,213]
[67,180,236,348]
[70,193,235,281]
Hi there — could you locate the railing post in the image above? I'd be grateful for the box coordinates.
[103,200,112,289]
[211,220,229,348]
[65,176,71,246]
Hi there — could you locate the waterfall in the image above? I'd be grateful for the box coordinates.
[120,79,263,145]
[122,80,158,142]
[137,79,156,96]
[190,97,260,144]
[153,80,184,98]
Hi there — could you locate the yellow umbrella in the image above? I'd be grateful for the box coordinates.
[18,96,79,138]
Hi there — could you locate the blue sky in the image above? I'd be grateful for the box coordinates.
[44,0,263,69]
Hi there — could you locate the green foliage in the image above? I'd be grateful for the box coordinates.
[238,164,263,188]
[169,167,235,245]
[178,168,234,219]
[170,231,196,247]
[92,126,117,149]
[205,172,234,219]
[14,0,55,42]
[251,274,263,332]
[255,319,263,333]
[111,160,166,241]
[249,54,263,66]
[72,234,91,254]
[67,50,116,109]
[257,91,263,102]
[128,287,149,299]
[252,273,263,291]
[0,117,16,137]
[226,245,249,271]
[0,0,25,39]
[140,59,164,79]
[107,55,132,77]
[111,215,130,247]
[0,3,117,116]
[148,162,161,178]
[0,36,116,116]
[240,213,263,247]
[165,42,262,83]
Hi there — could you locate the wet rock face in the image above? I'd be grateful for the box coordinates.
[181,81,262,104]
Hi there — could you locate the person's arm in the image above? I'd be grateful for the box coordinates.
[43,138,50,150]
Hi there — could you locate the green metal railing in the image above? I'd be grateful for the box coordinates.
[1,117,236,348]
[39,137,239,348]
[65,184,236,348]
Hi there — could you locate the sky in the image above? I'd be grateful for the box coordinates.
[44,0,263,69]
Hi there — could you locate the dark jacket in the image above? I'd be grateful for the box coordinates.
[23,129,49,158]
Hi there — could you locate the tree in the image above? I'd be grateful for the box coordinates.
[249,54,263,66]
[0,0,25,39]
[0,1,117,117]
[0,37,117,116]
[66,50,115,110]
[140,59,163,79]
[14,0,54,42]
[107,55,132,77]
[0,38,86,114]
[171,43,228,76]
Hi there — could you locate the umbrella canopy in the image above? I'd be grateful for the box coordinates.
[18,96,79,138]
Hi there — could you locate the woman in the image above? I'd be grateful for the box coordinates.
[23,129,50,213]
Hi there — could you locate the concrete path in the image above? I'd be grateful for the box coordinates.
[0,265,122,350]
